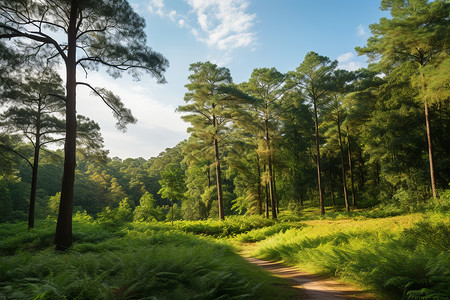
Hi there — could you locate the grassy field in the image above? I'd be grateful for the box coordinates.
[247,210,450,299]
[0,216,296,300]
[0,209,448,299]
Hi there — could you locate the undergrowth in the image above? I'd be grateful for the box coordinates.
[252,213,450,299]
[0,216,293,300]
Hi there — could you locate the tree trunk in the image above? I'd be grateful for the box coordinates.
[358,146,365,189]
[424,99,437,199]
[264,164,269,219]
[328,154,336,207]
[213,136,224,220]
[55,0,77,250]
[28,101,41,230]
[256,154,263,215]
[313,99,325,214]
[337,111,349,211]
[421,71,437,199]
[171,200,174,226]
[265,116,277,219]
[272,161,279,214]
[347,126,356,208]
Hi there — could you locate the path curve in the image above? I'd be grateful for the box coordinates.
[239,245,377,300]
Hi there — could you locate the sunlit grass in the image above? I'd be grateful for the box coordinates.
[251,212,449,299]
[0,217,295,299]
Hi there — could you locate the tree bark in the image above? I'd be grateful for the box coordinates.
[328,154,336,207]
[424,99,437,199]
[28,99,41,230]
[419,71,438,199]
[272,160,279,214]
[358,146,365,189]
[256,154,263,215]
[346,126,356,208]
[54,0,77,250]
[213,135,224,220]
[313,99,325,214]
[337,111,349,211]
[265,117,277,219]
[264,164,270,219]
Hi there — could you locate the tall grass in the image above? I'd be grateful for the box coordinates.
[0,218,294,299]
[127,215,274,238]
[252,213,449,299]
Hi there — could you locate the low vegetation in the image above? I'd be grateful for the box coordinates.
[0,217,295,300]
[1,206,448,299]
[248,212,449,299]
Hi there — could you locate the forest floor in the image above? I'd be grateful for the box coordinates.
[238,243,378,300]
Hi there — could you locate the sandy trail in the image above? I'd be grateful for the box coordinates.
[239,244,377,300]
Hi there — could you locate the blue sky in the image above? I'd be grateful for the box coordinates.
[76,0,389,159]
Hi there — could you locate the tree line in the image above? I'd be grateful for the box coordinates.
[0,0,449,250]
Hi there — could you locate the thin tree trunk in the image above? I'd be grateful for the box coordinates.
[265,116,277,219]
[264,164,269,219]
[421,71,437,199]
[358,146,365,189]
[28,102,41,230]
[328,154,336,207]
[171,200,174,226]
[213,136,224,220]
[55,0,77,251]
[272,161,279,214]
[337,111,349,211]
[375,161,380,187]
[424,99,437,199]
[256,154,263,215]
[313,99,325,214]
[346,126,356,208]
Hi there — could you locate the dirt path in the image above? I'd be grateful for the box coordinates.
[239,244,377,300]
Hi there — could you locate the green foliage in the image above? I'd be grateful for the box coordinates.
[126,215,273,238]
[133,192,164,222]
[235,223,306,243]
[96,198,134,229]
[253,214,449,299]
[166,203,183,221]
[0,220,293,300]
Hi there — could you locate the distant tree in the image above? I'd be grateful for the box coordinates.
[0,66,103,228]
[356,0,450,198]
[158,163,186,224]
[134,192,163,222]
[178,62,240,220]
[239,68,287,219]
[323,69,356,211]
[0,0,168,249]
[288,52,337,214]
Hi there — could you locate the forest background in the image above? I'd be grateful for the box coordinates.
[0,1,449,299]
[0,0,449,225]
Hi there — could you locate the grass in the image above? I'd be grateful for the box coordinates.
[1,210,448,299]
[250,212,450,299]
[0,217,296,300]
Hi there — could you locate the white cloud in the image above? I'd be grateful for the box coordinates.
[187,0,257,51]
[147,0,177,20]
[146,0,257,63]
[337,52,364,71]
[337,52,354,63]
[76,72,188,158]
[357,24,366,37]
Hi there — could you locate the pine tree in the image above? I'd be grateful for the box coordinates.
[0,0,168,249]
